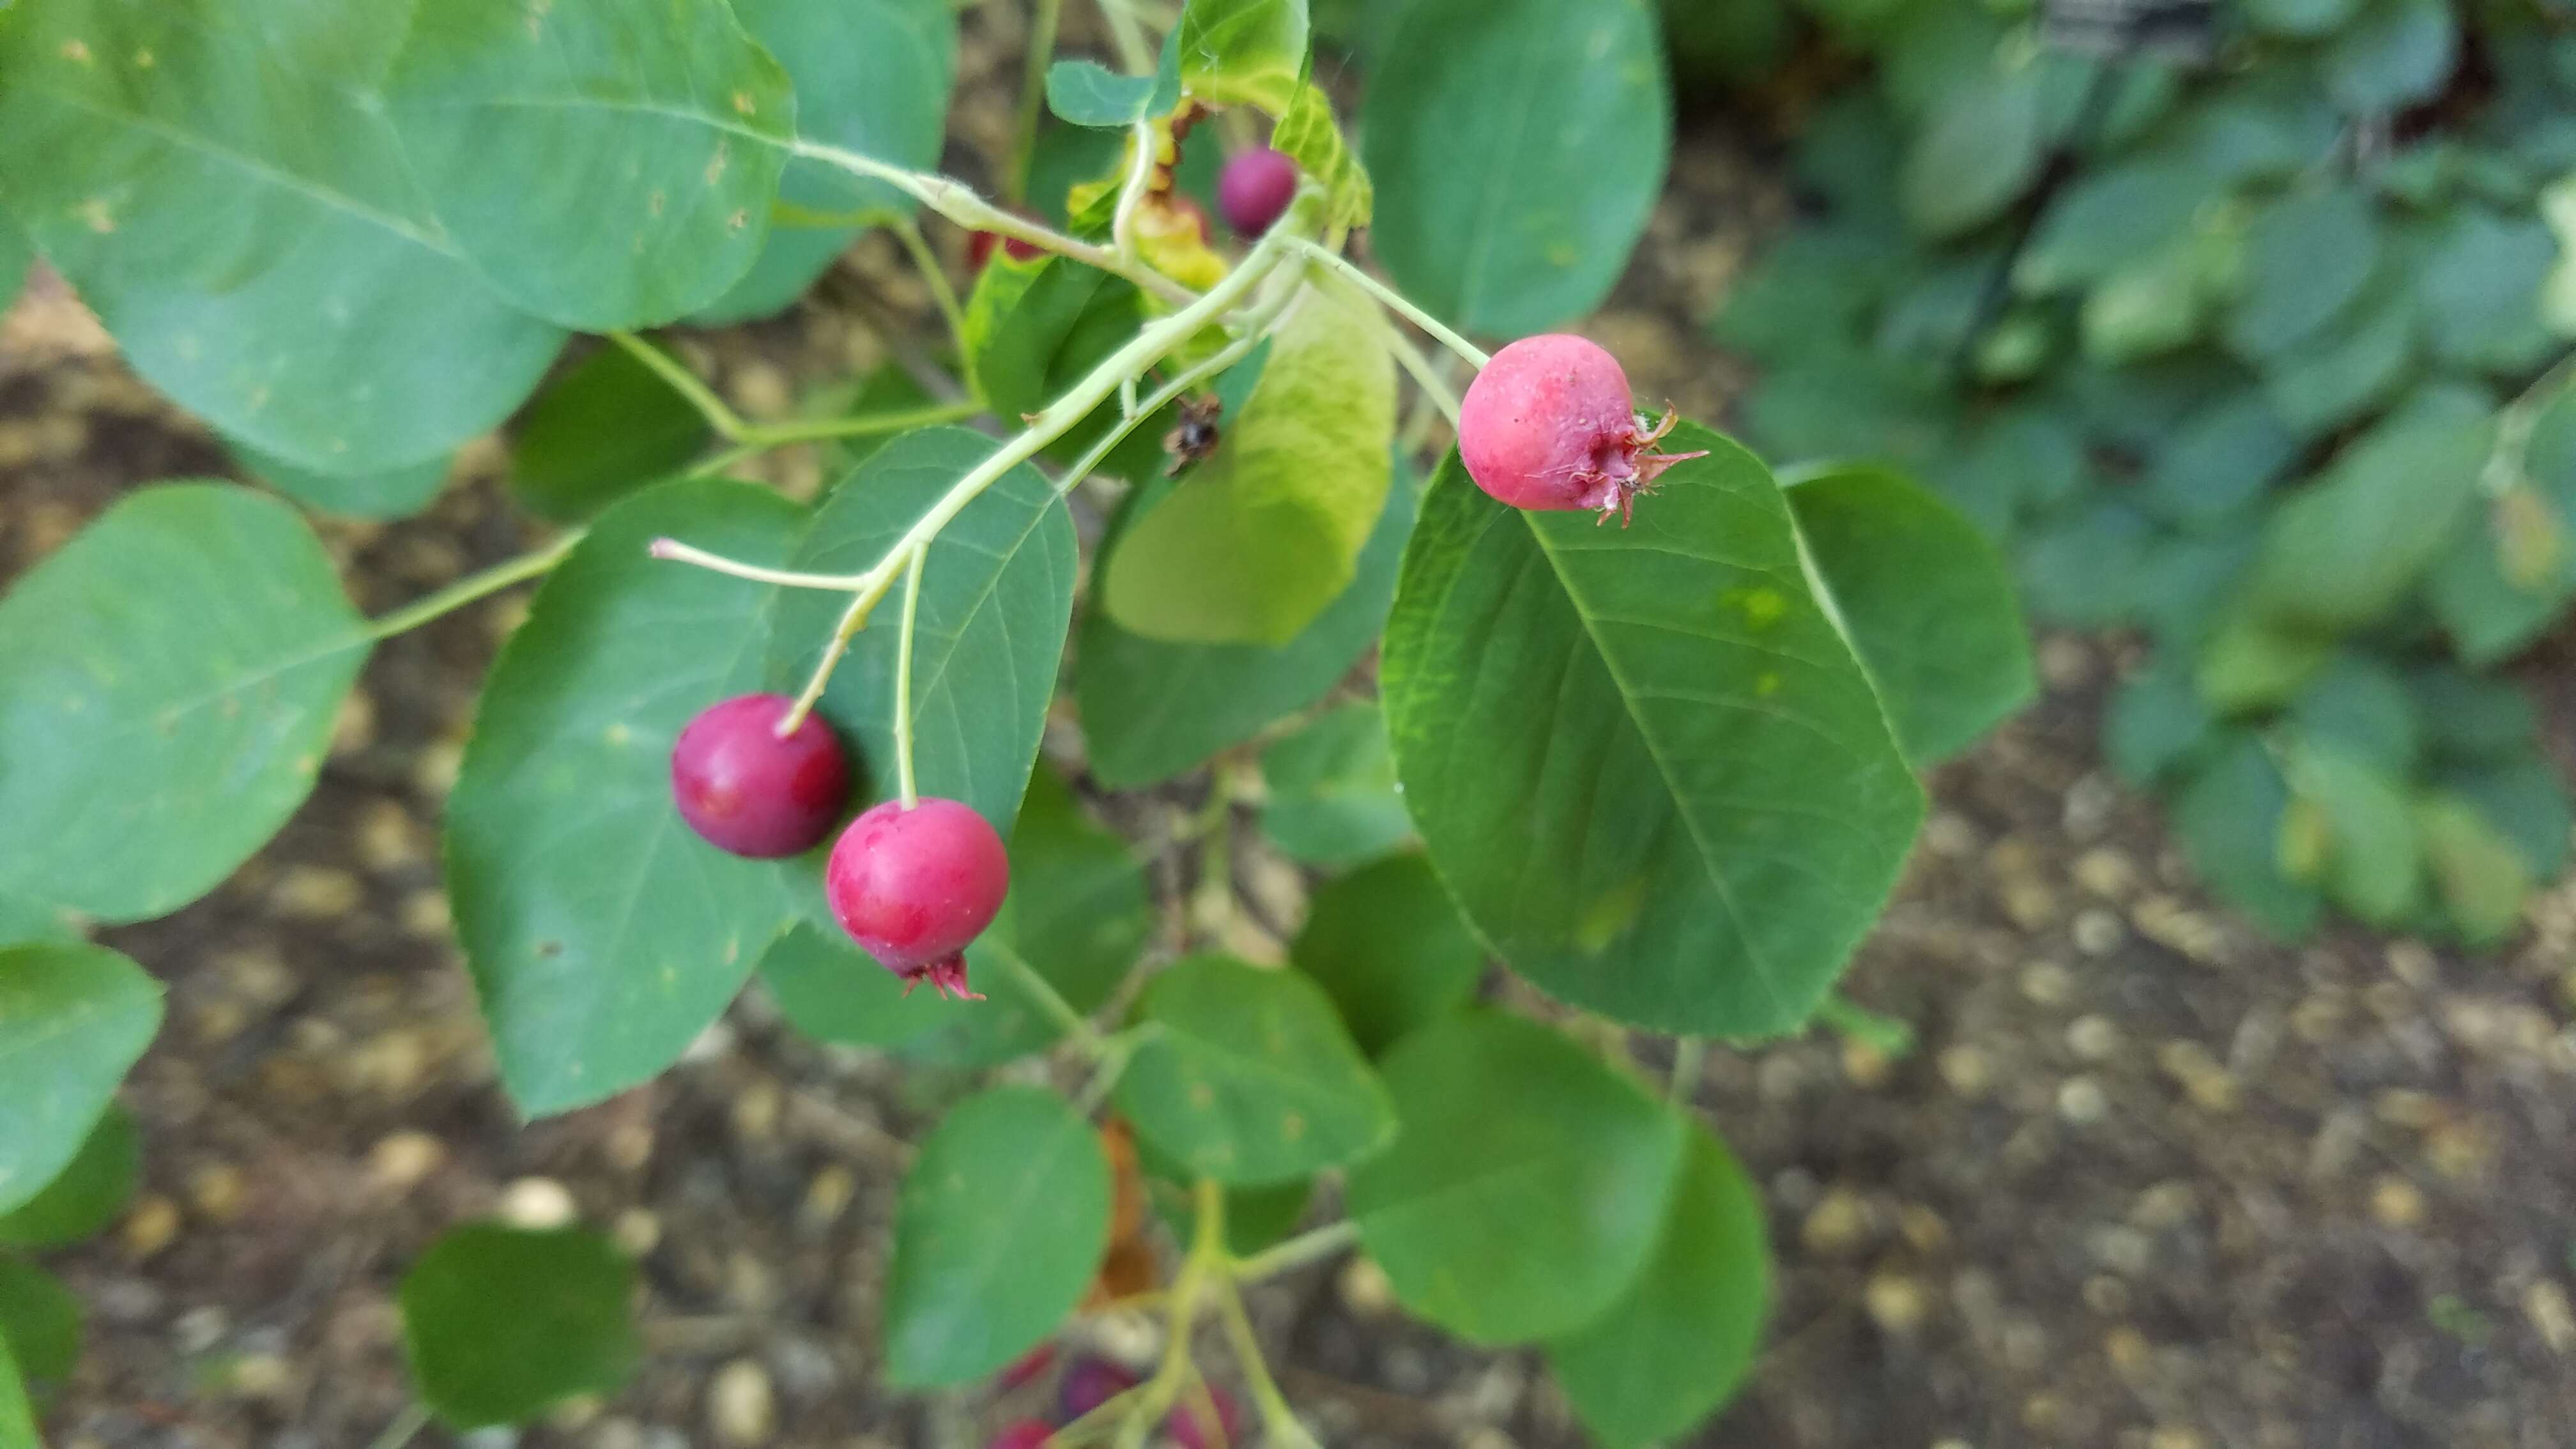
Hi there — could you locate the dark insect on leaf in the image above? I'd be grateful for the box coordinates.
[1162,394,1225,477]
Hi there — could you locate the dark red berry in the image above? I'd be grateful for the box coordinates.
[1457,334,1707,526]
[988,1421,1053,1449]
[1216,148,1299,236]
[1056,1356,1141,1422]
[1166,1386,1246,1449]
[969,218,1046,270]
[669,693,850,858]
[997,1342,1057,1392]
[824,797,1009,1000]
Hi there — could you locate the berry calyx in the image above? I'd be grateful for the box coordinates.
[1216,147,1300,236]
[987,1422,1053,1449]
[1056,1356,1141,1422]
[1457,334,1708,526]
[824,797,1009,1000]
[669,694,850,859]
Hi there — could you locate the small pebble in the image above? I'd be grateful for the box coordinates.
[124,1195,181,1259]
[1864,1273,1928,1334]
[2066,1015,2120,1062]
[2020,962,2073,1007]
[499,1177,579,1229]
[1939,1045,1994,1098]
[613,1209,662,1257]
[2057,1077,2108,1125]
[2072,908,2125,956]
[1801,1190,1869,1255]
[2525,1280,2575,1354]
[187,1164,247,1223]
[709,1359,776,1445]
[368,1131,447,1191]
[2370,1176,2426,1229]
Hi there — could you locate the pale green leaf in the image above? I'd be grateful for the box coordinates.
[0,944,162,1215]
[401,1224,639,1429]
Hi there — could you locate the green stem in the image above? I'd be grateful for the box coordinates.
[1381,321,1462,427]
[1230,1218,1357,1283]
[366,532,582,641]
[997,946,1107,1054]
[1074,1025,1156,1115]
[1667,1036,1706,1107]
[684,440,768,480]
[1010,0,1066,206]
[608,331,749,441]
[892,542,926,806]
[890,217,978,395]
[1214,1276,1318,1449]
[1113,1182,1228,1449]
[1815,993,1916,1059]
[770,217,1309,735]
[1288,238,1490,370]
[1111,119,1158,261]
[647,537,867,592]
[789,138,1200,308]
[364,1402,430,1449]
[738,397,983,448]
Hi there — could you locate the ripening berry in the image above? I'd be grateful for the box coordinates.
[968,218,1046,270]
[987,1422,1053,1449]
[1457,334,1707,526]
[1217,147,1300,235]
[669,694,850,858]
[1057,1356,1141,1422]
[824,797,1009,1000]
[1165,1386,1246,1449]
[997,1342,1057,1392]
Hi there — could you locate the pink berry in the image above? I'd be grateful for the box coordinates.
[824,797,1009,1000]
[669,694,850,858]
[1166,1386,1246,1449]
[969,217,1046,270]
[1216,148,1299,235]
[988,1422,1054,1449]
[1456,334,1707,526]
[1056,1356,1141,1422]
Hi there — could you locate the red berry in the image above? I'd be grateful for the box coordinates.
[1056,1356,1140,1422]
[1456,334,1708,526]
[669,694,850,858]
[824,797,1009,1000]
[988,1421,1053,1449]
[1166,1386,1246,1449]
[969,220,1046,270]
[997,1342,1057,1391]
[1216,148,1300,235]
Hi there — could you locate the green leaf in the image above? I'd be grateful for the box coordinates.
[0,896,76,950]
[1290,854,1485,1057]
[0,485,369,922]
[2246,0,2359,37]
[761,766,1147,1066]
[2174,735,2322,940]
[2016,156,2215,294]
[1545,1122,1768,1448]
[767,428,1077,836]
[399,1223,639,1429]
[2429,483,2576,669]
[2439,752,2570,880]
[2195,612,2332,714]
[447,480,811,1116]
[2225,187,2382,360]
[0,1105,139,1249]
[0,1333,35,1449]
[696,0,957,323]
[1176,0,1309,112]
[2104,657,2218,788]
[1382,429,1923,1038]
[384,0,795,330]
[1103,277,1395,645]
[2416,793,2530,946]
[1364,0,1670,335]
[1258,705,1415,868]
[1901,66,2045,240]
[0,0,567,473]
[2249,386,2496,631]
[1270,85,1372,229]
[1046,45,1181,128]
[1115,955,1394,1184]
[234,443,452,523]
[2285,740,2422,925]
[1348,1011,1683,1343]
[0,211,27,316]
[1078,461,1415,789]
[510,346,713,524]
[2260,272,2419,438]
[0,944,162,1215]
[1783,465,2033,764]
[2418,210,2559,374]
[0,1257,79,1408]
[2325,0,2458,116]
[884,1086,1109,1386]
[2141,395,2299,527]
[1136,1137,1313,1257]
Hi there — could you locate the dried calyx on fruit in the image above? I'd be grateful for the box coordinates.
[1457,334,1705,526]
[669,693,851,859]
[824,797,1010,1000]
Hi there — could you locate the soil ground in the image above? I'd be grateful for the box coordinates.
[6,9,2576,1448]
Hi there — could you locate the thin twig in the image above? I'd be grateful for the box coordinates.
[362,1402,429,1449]
[608,331,748,440]
[889,217,978,395]
[365,532,582,640]
[647,538,865,592]
[1230,1220,1358,1284]
[1214,1277,1319,1448]
[892,543,927,802]
[1010,0,1067,205]
[1287,238,1489,369]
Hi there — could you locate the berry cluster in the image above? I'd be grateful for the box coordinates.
[670,693,1007,999]
[986,1350,1245,1448]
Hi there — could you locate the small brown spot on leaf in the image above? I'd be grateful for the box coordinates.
[705,142,730,184]
[726,208,747,231]
[537,940,565,958]
[77,199,114,233]
[133,48,155,68]
[1188,1082,1215,1110]
[1281,1112,1306,1143]
[732,90,756,116]
[61,38,93,63]
[647,189,666,218]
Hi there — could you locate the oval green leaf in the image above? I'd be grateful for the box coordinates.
[385,0,795,329]
[1257,703,1415,867]
[0,0,565,473]
[233,444,452,523]
[1381,429,1924,1038]
[1078,461,1413,789]
[1363,0,1670,335]
[0,1105,139,1250]
[884,1086,1110,1386]
[0,1333,33,1449]
[1176,0,1308,112]
[1103,277,1394,645]
[399,1223,639,1429]
[1782,464,2034,764]
[509,345,712,525]
[0,485,370,922]
[1291,852,1486,1058]
[2225,185,2382,360]
[761,766,1147,1065]
[0,1257,79,1409]
[1115,955,1395,1185]
[447,480,811,1116]
[1544,1123,1769,1448]
[0,944,162,1215]
[1900,66,2044,240]
[1347,1011,1683,1343]
[2250,385,2495,632]
[767,428,1078,836]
